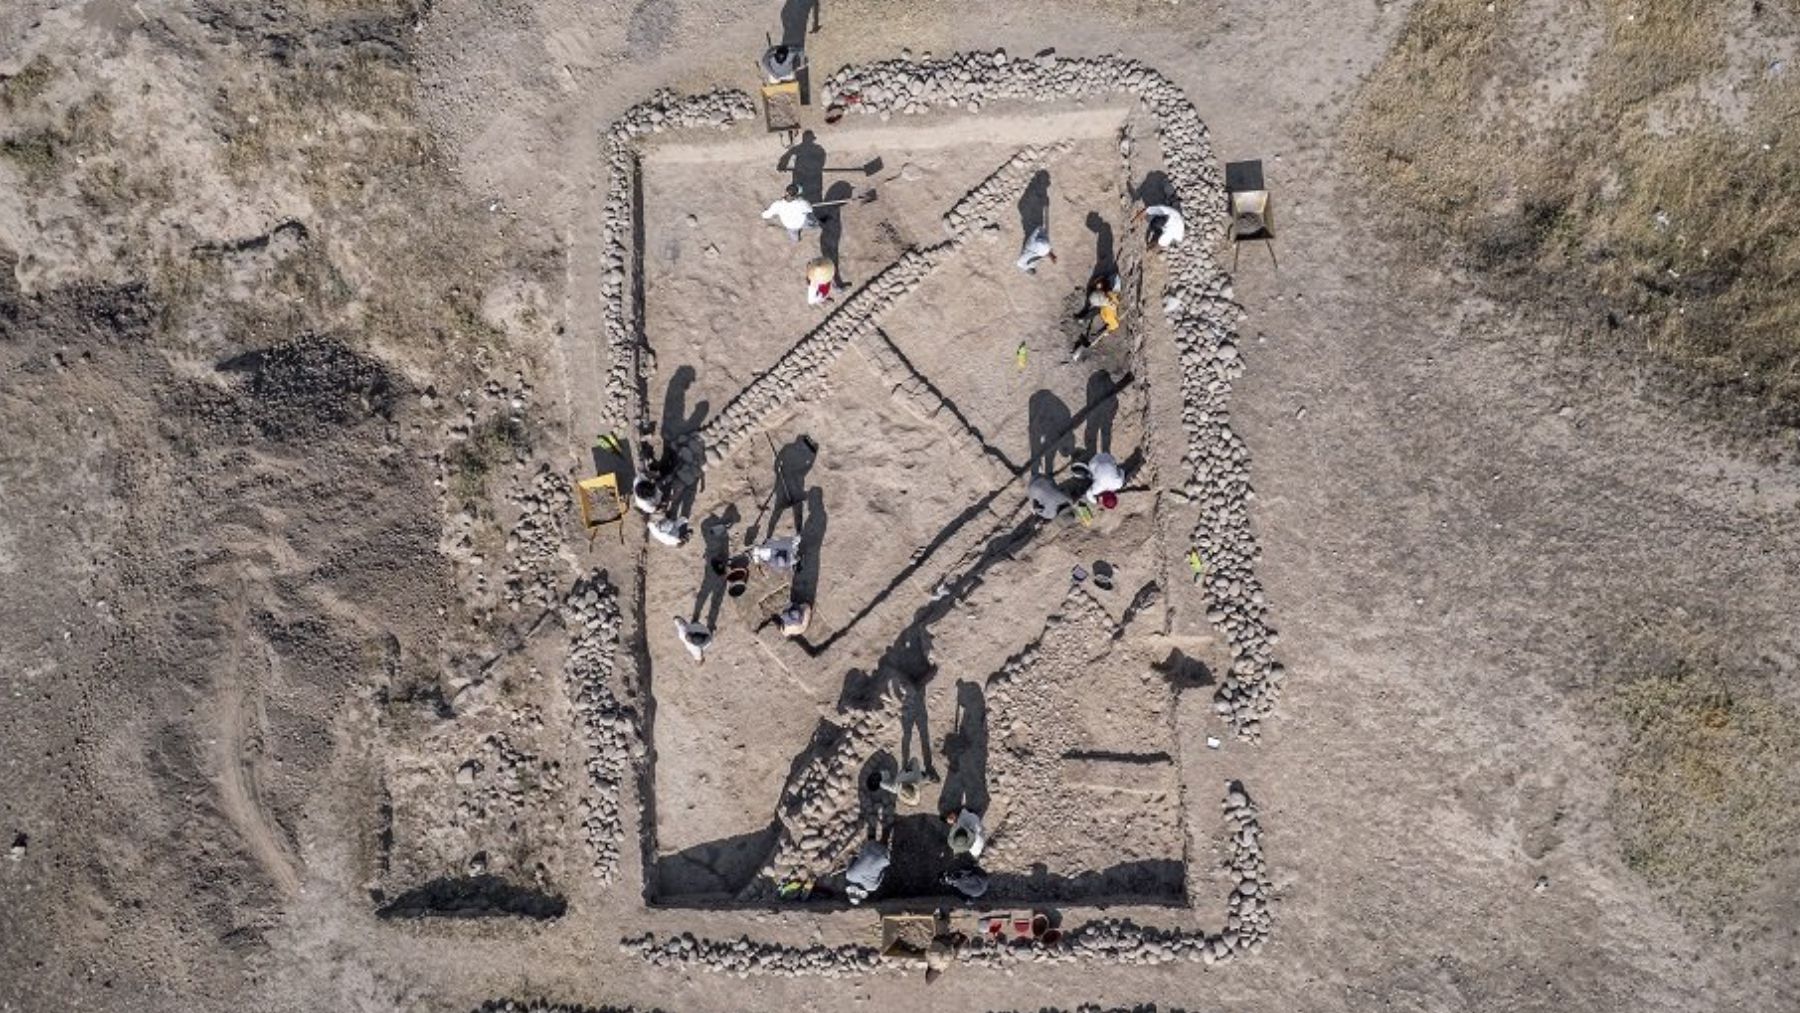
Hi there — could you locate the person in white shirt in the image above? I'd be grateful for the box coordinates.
[1071,452,1125,509]
[648,514,691,547]
[1027,476,1074,520]
[752,535,800,576]
[671,616,711,663]
[1134,203,1185,250]
[762,185,819,241]
[1016,225,1056,272]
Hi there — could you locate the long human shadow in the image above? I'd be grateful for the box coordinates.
[792,485,828,607]
[1136,169,1173,208]
[1017,169,1050,238]
[820,180,854,286]
[760,435,817,541]
[1027,388,1074,478]
[937,679,988,817]
[779,0,820,49]
[692,503,740,628]
[1082,368,1118,455]
[660,365,709,519]
[982,858,1185,904]
[799,370,1134,656]
[777,129,826,203]
[1085,210,1115,280]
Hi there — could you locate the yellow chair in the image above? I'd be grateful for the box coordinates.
[575,473,626,546]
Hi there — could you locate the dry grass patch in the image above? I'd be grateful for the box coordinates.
[0,55,56,108]
[1349,0,1800,415]
[1611,657,1800,924]
[0,92,113,185]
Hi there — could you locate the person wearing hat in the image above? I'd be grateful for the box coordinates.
[671,616,712,663]
[805,256,836,305]
[1071,452,1125,511]
[762,184,819,242]
[631,475,666,515]
[945,808,986,858]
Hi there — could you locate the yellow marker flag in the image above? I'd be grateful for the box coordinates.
[1015,342,1028,370]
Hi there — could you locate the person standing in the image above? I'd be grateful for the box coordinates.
[762,184,819,241]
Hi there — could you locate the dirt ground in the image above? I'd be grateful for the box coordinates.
[4,2,1800,1013]
[638,111,1186,906]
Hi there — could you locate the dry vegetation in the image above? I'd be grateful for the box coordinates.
[1610,652,1800,923]
[1349,0,1800,416]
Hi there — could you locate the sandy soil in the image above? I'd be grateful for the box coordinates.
[4,2,1800,1013]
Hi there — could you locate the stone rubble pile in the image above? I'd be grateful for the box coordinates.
[475,1001,662,1013]
[438,376,537,616]
[993,1006,1196,1013]
[630,785,1270,974]
[823,51,1280,736]
[502,463,574,611]
[738,677,909,900]
[560,570,636,884]
[597,88,758,434]
[622,931,881,978]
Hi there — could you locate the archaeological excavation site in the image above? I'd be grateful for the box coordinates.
[359,46,1285,1007]
[9,2,1800,1012]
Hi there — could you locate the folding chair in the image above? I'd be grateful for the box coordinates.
[1225,159,1277,270]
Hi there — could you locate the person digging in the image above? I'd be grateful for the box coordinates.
[1070,272,1122,361]
[761,184,820,242]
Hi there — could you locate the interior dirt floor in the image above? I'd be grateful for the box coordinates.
[4,2,1800,1013]
[639,111,1193,908]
